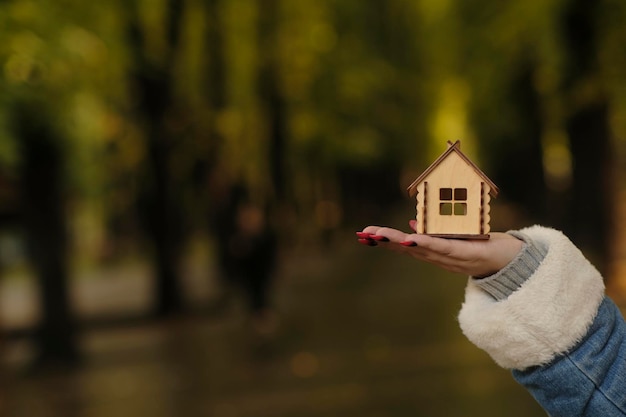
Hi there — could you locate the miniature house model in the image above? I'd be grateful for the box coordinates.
[407,140,499,239]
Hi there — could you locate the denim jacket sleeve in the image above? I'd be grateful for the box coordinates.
[457,226,626,416]
[514,297,626,416]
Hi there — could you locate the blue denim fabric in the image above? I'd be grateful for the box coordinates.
[513,297,626,416]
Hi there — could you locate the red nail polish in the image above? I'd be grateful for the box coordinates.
[356,232,372,239]
[358,238,377,246]
[400,241,417,247]
[371,235,389,242]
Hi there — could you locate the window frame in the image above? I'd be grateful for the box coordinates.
[439,187,468,216]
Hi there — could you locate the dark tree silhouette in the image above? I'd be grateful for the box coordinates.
[257,0,288,203]
[490,56,548,224]
[126,0,186,316]
[14,100,79,367]
[560,0,615,273]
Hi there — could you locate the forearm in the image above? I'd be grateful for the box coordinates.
[458,226,626,415]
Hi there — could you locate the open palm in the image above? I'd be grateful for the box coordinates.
[357,220,523,277]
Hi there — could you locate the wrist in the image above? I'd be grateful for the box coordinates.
[473,232,547,300]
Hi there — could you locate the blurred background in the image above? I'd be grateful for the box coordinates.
[1,0,626,416]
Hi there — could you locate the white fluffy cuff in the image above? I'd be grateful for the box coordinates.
[458,226,605,370]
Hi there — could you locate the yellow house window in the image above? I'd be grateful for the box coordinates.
[439,188,467,216]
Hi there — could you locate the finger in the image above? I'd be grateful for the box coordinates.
[357,238,377,246]
[361,225,384,235]
[361,226,410,242]
[368,226,413,243]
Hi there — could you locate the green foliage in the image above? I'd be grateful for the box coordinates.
[0,0,625,235]
[0,0,127,196]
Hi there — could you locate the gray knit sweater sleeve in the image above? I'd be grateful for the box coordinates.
[473,231,548,301]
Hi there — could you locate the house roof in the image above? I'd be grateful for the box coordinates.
[406,140,499,198]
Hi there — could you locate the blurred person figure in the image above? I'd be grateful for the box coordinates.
[212,183,278,335]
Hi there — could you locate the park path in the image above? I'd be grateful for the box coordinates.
[0,228,550,417]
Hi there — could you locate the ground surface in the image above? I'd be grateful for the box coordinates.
[0,224,561,417]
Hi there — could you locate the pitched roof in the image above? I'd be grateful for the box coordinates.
[406,140,499,198]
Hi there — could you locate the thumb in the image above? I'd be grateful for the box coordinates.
[408,219,417,232]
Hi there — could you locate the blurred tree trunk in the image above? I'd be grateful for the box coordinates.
[560,0,614,274]
[203,0,239,292]
[14,101,79,366]
[257,0,287,203]
[206,0,227,115]
[127,0,186,316]
[492,57,548,224]
[203,0,227,192]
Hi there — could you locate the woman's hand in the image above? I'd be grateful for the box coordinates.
[357,220,523,277]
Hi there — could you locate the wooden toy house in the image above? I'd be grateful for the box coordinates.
[406,140,499,239]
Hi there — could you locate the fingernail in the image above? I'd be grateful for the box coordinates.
[358,238,377,246]
[356,232,372,239]
[370,235,389,242]
[400,241,417,247]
